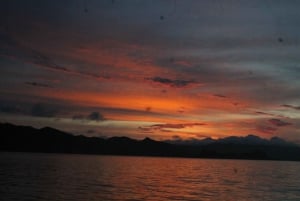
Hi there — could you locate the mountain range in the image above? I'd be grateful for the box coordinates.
[1,122,300,161]
[164,134,293,146]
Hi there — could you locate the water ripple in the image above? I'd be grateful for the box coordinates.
[1,153,300,201]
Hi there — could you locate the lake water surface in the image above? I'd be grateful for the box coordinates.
[0,152,300,201]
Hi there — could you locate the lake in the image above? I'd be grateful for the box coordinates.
[0,152,300,201]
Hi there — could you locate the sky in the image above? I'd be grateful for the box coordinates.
[1,0,300,142]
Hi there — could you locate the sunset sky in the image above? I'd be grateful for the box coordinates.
[1,0,300,142]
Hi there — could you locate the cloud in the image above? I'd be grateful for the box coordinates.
[256,125,277,134]
[0,34,111,82]
[281,104,300,110]
[146,122,206,130]
[0,105,21,114]
[0,100,65,117]
[138,122,206,134]
[147,77,196,88]
[172,59,193,67]
[213,94,227,98]
[138,126,154,134]
[25,82,53,88]
[87,112,105,121]
[254,111,277,116]
[268,119,292,127]
[32,51,69,72]
[31,51,111,80]
[254,111,288,119]
[255,111,270,115]
[73,112,105,121]
[31,103,59,117]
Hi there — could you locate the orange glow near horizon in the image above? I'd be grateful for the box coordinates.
[10,84,286,140]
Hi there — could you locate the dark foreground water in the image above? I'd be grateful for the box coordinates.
[1,152,300,201]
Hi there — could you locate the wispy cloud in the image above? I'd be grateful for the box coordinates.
[281,104,300,110]
[213,94,227,98]
[254,111,288,119]
[25,82,53,88]
[0,33,111,82]
[138,126,153,133]
[31,51,111,80]
[255,111,271,115]
[256,125,277,134]
[268,119,292,127]
[139,123,207,132]
[138,122,206,135]
[146,77,196,88]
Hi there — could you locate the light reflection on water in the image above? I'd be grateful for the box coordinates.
[0,152,300,201]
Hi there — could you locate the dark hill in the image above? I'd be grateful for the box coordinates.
[1,123,300,161]
[0,123,175,156]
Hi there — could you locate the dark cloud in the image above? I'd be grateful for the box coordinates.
[143,122,207,130]
[0,32,70,75]
[255,111,275,116]
[0,104,21,114]
[31,51,110,80]
[0,34,110,81]
[138,122,206,134]
[256,125,277,134]
[25,82,52,88]
[93,107,169,120]
[72,112,105,121]
[255,111,270,115]
[0,100,66,117]
[87,112,105,121]
[32,51,69,72]
[138,126,154,133]
[147,77,196,88]
[31,103,59,117]
[213,94,227,98]
[255,111,288,119]
[153,57,235,85]
[269,119,292,127]
[281,104,300,110]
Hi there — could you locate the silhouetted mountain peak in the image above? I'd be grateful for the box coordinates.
[142,137,155,142]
